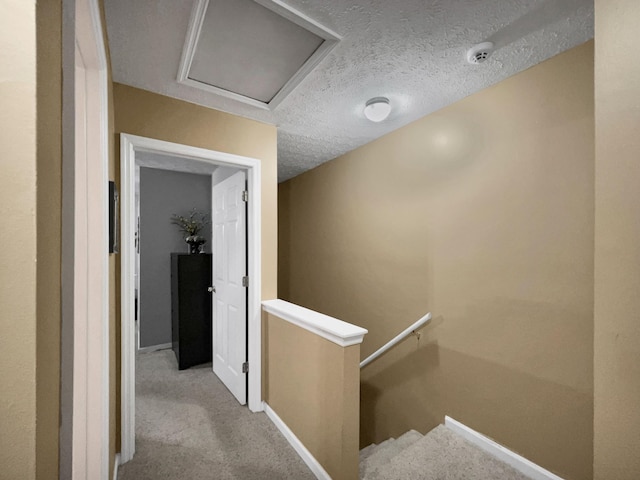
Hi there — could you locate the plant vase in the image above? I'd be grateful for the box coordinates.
[186,235,206,254]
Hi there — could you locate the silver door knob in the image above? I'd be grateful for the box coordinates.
[208,286,216,293]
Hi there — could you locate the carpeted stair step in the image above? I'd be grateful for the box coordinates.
[359,442,378,462]
[359,437,395,472]
[363,425,532,480]
[360,430,423,478]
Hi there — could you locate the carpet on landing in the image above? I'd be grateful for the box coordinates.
[117,349,315,480]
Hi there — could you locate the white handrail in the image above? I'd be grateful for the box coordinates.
[262,299,368,347]
[359,312,432,369]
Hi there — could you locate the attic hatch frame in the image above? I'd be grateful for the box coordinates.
[176,0,342,111]
[119,134,263,464]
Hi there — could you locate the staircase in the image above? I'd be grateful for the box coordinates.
[359,425,533,480]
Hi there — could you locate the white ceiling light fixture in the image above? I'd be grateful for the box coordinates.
[467,42,494,64]
[364,97,392,122]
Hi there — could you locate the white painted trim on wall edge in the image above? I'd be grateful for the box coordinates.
[90,0,111,475]
[444,416,564,480]
[61,0,110,478]
[112,453,120,480]
[263,402,331,480]
[137,342,172,354]
[262,299,367,347]
[120,134,263,464]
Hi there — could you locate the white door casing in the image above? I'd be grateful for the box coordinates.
[61,0,110,478]
[120,134,263,464]
[73,46,90,480]
[212,171,248,404]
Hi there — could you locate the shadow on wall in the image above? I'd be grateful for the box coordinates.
[277,182,292,301]
[360,339,442,446]
[360,299,592,480]
[486,0,590,49]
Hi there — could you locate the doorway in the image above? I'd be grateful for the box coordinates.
[120,134,263,464]
[135,159,218,354]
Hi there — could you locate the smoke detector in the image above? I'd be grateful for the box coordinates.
[467,42,494,64]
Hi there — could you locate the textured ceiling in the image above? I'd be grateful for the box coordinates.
[104,0,593,182]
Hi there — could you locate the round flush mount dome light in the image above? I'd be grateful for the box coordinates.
[364,97,391,122]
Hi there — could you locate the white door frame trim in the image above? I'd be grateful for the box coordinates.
[120,133,263,464]
[61,0,110,478]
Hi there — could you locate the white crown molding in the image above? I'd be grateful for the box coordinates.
[262,299,367,347]
[176,0,341,111]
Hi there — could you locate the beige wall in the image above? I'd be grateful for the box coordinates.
[594,1,640,478]
[280,42,594,479]
[264,313,360,480]
[99,0,119,475]
[113,83,278,299]
[0,1,38,478]
[35,1,63,477]
[113,82,278,448]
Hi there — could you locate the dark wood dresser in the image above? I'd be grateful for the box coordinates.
[171,253,212,370]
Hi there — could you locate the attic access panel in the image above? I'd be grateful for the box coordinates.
[178,0,341,110]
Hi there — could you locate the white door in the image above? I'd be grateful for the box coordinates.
[212,171,248,404]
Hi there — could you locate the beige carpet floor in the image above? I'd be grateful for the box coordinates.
[118,349,315,480]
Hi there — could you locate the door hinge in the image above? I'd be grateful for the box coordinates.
[242,276,249,287]
[242,190,248,202]
[242,362,249,373]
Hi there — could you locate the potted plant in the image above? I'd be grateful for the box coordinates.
[171,208,210,254]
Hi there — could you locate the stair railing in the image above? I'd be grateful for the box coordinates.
[360,312,432,369]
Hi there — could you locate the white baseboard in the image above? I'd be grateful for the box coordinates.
[137,342,171,354]
[263,402,331,480]
[444,416,564,480]
[112,453,121,480]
